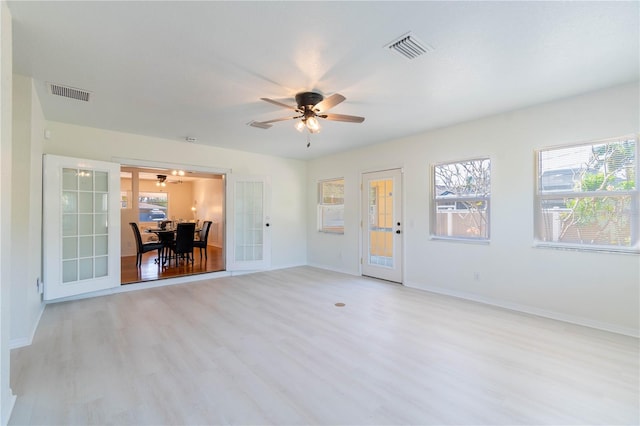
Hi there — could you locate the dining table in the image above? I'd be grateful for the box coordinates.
[146,226,202,265]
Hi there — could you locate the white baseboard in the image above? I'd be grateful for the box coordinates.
[306,262,359,276]
[9,303,45,350]
[404,280,639,338]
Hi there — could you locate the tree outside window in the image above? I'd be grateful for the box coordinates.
[433,158,491,240]
[536,136,638,252]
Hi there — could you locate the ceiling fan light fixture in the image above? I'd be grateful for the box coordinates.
[295,121,306,132]
[156,174,167,187]
[306,116,320,132]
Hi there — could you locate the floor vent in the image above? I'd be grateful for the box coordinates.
[385,32,433,60]
[48,83,92,102]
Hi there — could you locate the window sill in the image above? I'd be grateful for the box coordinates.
[429,236,490,245]
[533,242,639,255]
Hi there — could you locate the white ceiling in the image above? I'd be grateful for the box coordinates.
[8,1,639,160]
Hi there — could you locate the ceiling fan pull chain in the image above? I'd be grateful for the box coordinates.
[306,133,311,148]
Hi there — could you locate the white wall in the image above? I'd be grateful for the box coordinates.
[10,75,44,346]
[43,121,308,271]
[0,3,15,423]
[307,82,640,336]
[193,178,224,247]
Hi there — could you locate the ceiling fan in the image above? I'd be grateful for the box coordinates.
[250,91,365,134]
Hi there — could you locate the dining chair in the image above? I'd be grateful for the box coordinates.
[129,222,164,267]
[169,222,196,266]
[193,220,213,261]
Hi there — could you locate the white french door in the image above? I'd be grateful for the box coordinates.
[361,169,403,283]
[43,155,121,300]
[226,174,271,271]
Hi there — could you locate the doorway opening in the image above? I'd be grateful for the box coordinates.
[120,165,225,284]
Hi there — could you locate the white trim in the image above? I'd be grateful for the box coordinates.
[405,280,639,338]
[44,263,308,304]
[8,304,45,350]
[533,242,640,255]
[45,271,231,304]
[112,157,231,176]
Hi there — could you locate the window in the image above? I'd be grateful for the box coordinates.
[138,192,168,223]
[432,158,491,240]
[318,178,344,233]
[535,136,638,252]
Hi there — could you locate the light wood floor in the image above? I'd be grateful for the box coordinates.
[121,245,225,284]
[9,267,639,425]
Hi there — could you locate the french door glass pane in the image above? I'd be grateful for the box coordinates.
[234,181,263,262]
[60,167,110,283]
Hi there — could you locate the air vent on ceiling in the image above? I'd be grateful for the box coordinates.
[47,83,92,102]
[385,32,433,60]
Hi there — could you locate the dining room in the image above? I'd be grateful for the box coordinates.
[120,166,225,284]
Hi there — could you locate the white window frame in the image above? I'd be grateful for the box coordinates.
[318,178,344,234]
[431,157,491,242]
[534,135,639,253]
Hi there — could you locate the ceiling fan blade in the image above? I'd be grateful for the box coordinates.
[314,93,346,112]
[322,113,365,123]
[260,116,299,125]
[248,121,272,129]
[260,97,298,110]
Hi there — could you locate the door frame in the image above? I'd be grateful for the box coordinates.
[359,167,405,284]
[114,156,230,270]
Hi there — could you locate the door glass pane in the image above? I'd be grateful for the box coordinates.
[79,214,93,235]
[95,235,108,256]
[79,236,93,257]
[94,171,108,192]
[78,170,93,191]
[368,179,394,268]
[62,192,77,213]
[234,181,263,262]
[62,260,78,283]
[95,214,108,234]
[59,167,110,284]
[62,214,77,236]
[79,258,93,280]
[62,168,77,190]
[79,192,93,213]
[95,256,108,277]
[62,237,77,260]
[94,193,108,212]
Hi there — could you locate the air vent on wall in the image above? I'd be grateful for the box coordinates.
[385,32,433,60]
[47,83,92,102]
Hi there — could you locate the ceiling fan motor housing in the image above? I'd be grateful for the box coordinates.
[295,92,324,109]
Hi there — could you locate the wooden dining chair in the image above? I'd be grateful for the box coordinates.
[129,222,164,267]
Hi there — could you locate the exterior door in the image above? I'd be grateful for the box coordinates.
[226,174,271,271]
[362,169,403,283]
[43,155,121,300]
